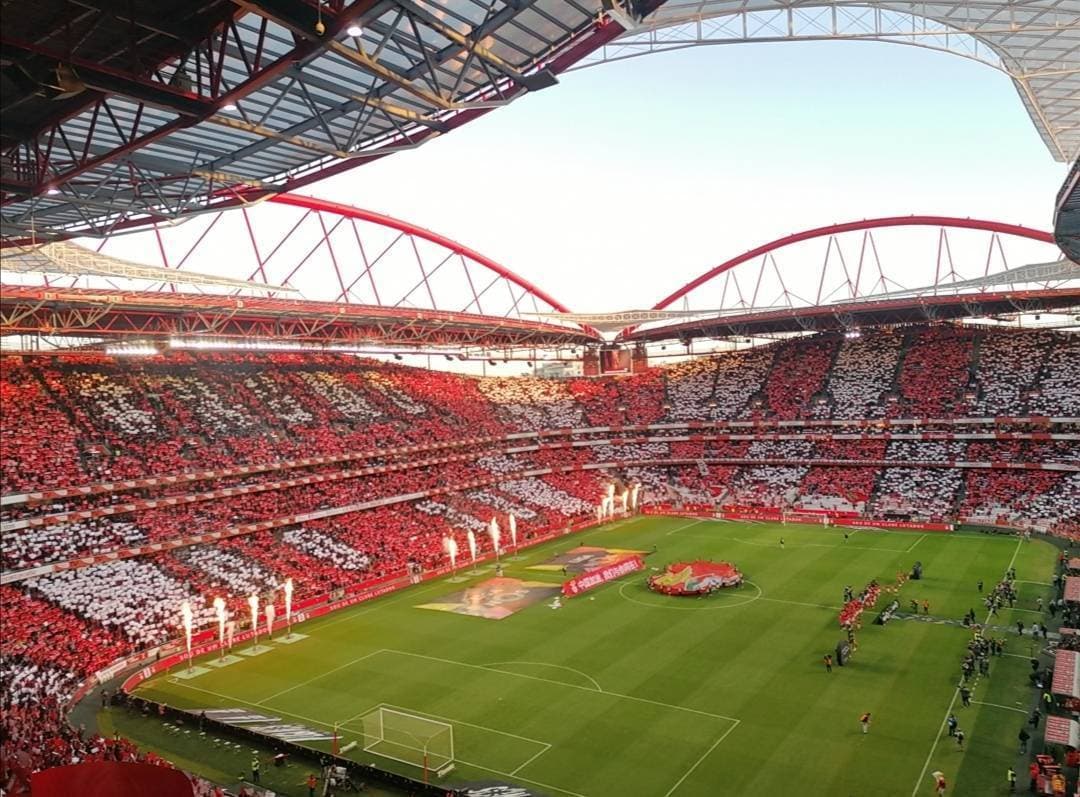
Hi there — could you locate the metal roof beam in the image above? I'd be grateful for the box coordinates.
[286,68,449,131]
[200,0,532,173]
[392,0,548,90]
[0,38,207,117]
[1,0,384,202]
[233,0,453,109]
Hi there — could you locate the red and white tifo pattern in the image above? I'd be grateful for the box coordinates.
[1065,577,1080,604]
[1053,650,1080,698]
[1045,716,1080,747]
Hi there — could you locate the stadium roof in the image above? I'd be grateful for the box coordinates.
[589,1,1080,163]
[0,284,598,349]
[1,0,1076,242]
[0,0,660,241]
[619,287,1080,341]
[1057,158,1080,264]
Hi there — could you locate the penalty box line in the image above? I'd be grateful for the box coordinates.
[154,682,584,797]
[384,648,741,725]
[344,701,553,777]
[339,701,552,754]
[381,648,744,793]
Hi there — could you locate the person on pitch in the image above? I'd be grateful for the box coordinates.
[860,712,871,734]
[823,654,832,673]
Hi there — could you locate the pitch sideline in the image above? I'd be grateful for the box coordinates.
[909,538,1024,797]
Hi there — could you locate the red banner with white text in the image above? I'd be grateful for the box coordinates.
[562,556,644,597]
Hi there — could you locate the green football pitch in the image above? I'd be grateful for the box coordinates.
[120,516,1057,796]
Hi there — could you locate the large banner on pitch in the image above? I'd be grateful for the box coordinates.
[562,556,644,597]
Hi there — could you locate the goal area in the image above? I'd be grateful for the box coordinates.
[359,707,455,779]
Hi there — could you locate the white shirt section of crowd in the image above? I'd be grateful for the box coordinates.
[819,333,904,419]
[281,528,372,571]
[2,518,146,570]
[477,377,587,431]
[28,559,215,649]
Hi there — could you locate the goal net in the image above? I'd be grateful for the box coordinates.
[359,707,455,778]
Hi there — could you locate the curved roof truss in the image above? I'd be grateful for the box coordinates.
[0,192,598,348]
[575,1,1080,162]
[619,215,1071,340]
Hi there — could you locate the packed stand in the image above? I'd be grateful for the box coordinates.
[758,336,838,420]
[820,331,902,419]
[894,326,975,417]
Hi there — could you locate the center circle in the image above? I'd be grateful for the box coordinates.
[617,579,763,610]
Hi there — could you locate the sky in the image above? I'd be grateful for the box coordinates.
[289,38,1068,313]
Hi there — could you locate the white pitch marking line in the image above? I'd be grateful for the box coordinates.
[350,701,559,790]
[334,701,384,729]
[666,519,706,536]
[386,648,740,723]
[662,720,740,797]
[158,680,342,735]
[731,537,908,554]
[162,682,564,790]
[759,596,841,611]
[911,537,1023,797]
[371,701,551,750]
[509,743,554,776]
[455,758,588,797]
[258,648,386,705]
[906,534,928,552]
[972,700,1028,714]
[481,660,603,692]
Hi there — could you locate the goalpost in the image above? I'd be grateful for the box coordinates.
[359,707,455,782]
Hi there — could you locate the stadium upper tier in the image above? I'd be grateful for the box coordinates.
[1,324,1076,496]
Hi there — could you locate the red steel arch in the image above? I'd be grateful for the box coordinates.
[1,192,599,348]
[652,216,1056,311]
[267,194,571,314]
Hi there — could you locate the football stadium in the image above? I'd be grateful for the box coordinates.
[1,2,1079,796]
